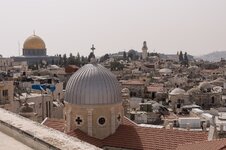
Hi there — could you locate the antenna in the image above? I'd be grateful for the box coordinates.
[18,41,20,56]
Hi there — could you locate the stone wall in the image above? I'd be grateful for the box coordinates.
[0,120,57,150]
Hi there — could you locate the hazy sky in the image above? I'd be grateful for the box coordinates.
[0,0,226,57]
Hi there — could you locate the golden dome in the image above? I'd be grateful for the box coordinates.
[23,34,46,50]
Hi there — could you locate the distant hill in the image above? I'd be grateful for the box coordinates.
[197,51,226,62]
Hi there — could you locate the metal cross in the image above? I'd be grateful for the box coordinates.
[75,117,82,125]
[91,44,95,53]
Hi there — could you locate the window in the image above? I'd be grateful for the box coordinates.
[75,116,83,126]
[211,97,215,104]
[97,117,106,126]
[2,90,8,97]
[117,114,121,122]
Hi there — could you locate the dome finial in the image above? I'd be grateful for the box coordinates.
[33,30,36,35]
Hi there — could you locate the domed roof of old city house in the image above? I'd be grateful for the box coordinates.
[169,88,186,95]
[159,68,172,73]
[198,82,212,90]
[23,34,46,50]
[65,63,122,105]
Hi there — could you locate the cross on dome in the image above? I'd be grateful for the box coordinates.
[91,44,95,54]
[75,117,83,125]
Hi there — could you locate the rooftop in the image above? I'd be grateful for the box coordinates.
[176,138,226,150]
[43,117,208,150]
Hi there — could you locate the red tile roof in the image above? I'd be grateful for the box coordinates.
[147,84,164,92]
[43,117,208,150]
[42,118,65,132]
[120,80,145,86]
[176,138,226,150]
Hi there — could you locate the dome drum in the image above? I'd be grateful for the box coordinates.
[23,49,46,56]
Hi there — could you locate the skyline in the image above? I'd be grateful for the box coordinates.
[0,0,226,57]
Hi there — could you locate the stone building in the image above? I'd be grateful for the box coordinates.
[0,57,13,71]
[159,68,173,77]
[121,88,130,117]
[187,82,222,109]
[0,80,14,110]
[120,80,145,97]
[64,63,124,139]
[168,88,190,112]
[13,93,53,122]
[11,33,59,66]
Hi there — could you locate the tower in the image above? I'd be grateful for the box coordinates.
[142,41,148,60]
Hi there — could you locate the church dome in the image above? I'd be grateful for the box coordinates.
[23,34,46,50]
[65,63,122,105]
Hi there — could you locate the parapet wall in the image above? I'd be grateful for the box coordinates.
[0,108,100,150]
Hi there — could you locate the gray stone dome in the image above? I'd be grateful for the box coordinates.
[65,63,122,105]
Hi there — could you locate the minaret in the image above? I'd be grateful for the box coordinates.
[142,41,148,60]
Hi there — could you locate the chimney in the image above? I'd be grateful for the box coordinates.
[186,123,190,131]
[220,124,224,134]
[202,122,207,131]
[169,123,173,129]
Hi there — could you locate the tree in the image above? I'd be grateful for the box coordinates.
[63,54,67,67]
[100,54,110,62]
[59,54,62,66]
[110,61,124,71]
[75,52,81,66]
[81,56,88,66]
[123,51,127,60]
[184,52,189,66]
[51,59,55,65]
[128,49,138,60]
[76,52,80,61]
[68,53,76,65]
[179,51,183,62]
[88,52,95,62]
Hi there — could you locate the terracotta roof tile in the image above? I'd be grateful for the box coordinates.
[176,138,226,150]
[42,118,65,132]
[43,117,208,150]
